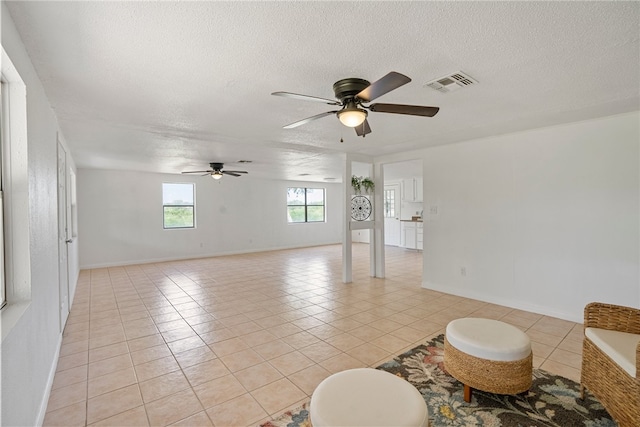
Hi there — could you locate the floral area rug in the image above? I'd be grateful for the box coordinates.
[260,334,615,427]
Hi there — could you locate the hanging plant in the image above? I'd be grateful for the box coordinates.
[351,175,375,194]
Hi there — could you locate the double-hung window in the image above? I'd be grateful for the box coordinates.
[287,187,325,223]
[162,183,195,229]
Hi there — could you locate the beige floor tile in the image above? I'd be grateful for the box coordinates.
[349,325,386,341]
[369,334,412,354]
[240,330,279,347]
[174,345,218,369]
[558,336,583,354]
[229,321,263,336]
[88,354,133,379]
[88,342,129,364]
[205,393,267,427]
[547,348,583,370]
[183,358,230,386]
[88,366,137,398]
[86,384,143,424]
[134,355,181,382]
[52,365,88,390]
[268,323,305,340]
[531,340,555,359]
[234,362,283,391]
[219,348,265,372]
[169,411,213,427]
[145,388,204,426]
[324,333,365,352]
[126,334,165,352]
[298,342,341,363]
[287,364,332,396]
[130,344,172,365]
[526,329,564,347]
[89,331,126,350]
[46,381,88,413]
[193,374,247,409]
[253,340,295,360]
[56,351,89,372]
[318,352,364,374]
[89,405,148,427]
[60,340,90,358]
[268,351,316,376]
[279,331,320,349]
[540,359,581,383]
[43,400,86,427]
[209,337,249,357]
[346,343,389,366]
[251,378,307,415]
[199,328,238,345]
[139,370,191,403]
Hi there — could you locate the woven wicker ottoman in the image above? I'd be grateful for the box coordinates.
[444,318,533,402]
[310,368,428,427]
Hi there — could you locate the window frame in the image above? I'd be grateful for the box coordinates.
[287,187,326,223]
[383,188,395,218]
[162,182,196,229]
[0,80,6,309]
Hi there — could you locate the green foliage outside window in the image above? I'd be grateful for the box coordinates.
[163,206,194,228]
[287,187,325,223]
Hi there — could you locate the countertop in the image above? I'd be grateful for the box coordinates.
[400,219,423,222]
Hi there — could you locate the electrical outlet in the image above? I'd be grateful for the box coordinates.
[460,267,466,276]
[430,206,438,215]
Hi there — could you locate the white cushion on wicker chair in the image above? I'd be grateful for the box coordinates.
[585,327,640,377]
[446,318,531,361]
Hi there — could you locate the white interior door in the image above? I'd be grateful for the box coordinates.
[57,141,70,331]
[383,184,401,246]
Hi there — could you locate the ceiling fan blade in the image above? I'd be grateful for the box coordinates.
[222,170,248,174]
[355,119,372,137]
[356,72,411,102]
[272,91,340,105]
[222,171,242,177]
[283,111,339,129]
[182,170,213,174]
[369,103,439,117]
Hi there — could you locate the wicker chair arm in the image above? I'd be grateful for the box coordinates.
[637,341,640,380]
[584,302,640,334]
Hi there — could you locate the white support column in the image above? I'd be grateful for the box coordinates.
[342,154,352,283]
[373,162,385,278]
[368,161,376,278]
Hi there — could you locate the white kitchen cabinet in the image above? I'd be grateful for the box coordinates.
[402,177,423,202]
[401,221,422,250]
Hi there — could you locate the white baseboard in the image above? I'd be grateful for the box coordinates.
[36,332,62,426]
[422,281,582,324]
[79,241,341,270]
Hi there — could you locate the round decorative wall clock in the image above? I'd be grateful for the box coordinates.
[351,195,372,221]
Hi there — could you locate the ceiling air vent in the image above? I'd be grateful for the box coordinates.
[425,71,477,93]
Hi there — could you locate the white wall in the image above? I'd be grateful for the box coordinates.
[414,112,639,322]
[1,4,80,425]
[77,170,343,268]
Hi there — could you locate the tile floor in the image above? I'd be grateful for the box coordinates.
[44,244,584,426]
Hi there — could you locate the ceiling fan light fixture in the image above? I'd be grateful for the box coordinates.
[211,171,223,180]
[338,104,367,127]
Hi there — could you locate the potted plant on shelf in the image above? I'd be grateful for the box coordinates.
[351,175,375,194]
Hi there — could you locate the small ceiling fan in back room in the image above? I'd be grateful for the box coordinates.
[181,163,248,180]
[272,71,439,137]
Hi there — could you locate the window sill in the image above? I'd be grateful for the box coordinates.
[1,300,31,342]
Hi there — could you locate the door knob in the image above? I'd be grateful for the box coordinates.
[65,239,73,244]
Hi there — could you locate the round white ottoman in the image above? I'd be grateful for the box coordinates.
[444,318,532,402]
[310,368,428,427]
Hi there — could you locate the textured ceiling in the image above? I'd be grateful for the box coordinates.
[5,1,639,182]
